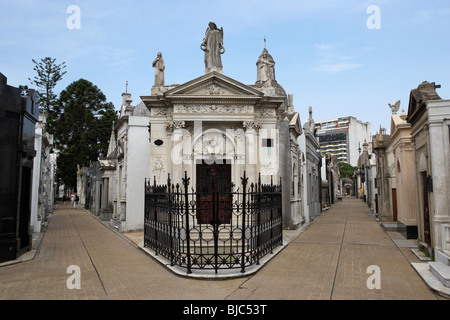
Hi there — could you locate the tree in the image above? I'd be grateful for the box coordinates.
[52,79,118,189]
[28,57,66,113]
[338,162,357,179]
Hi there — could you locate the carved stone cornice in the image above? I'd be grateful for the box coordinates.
[151,108,168,116]
[173,104,254,114]
[260,108,276,116]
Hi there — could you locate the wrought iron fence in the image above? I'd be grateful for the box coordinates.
[144,171,282,274]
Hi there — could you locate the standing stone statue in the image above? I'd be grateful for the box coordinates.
[256,39,276,87]
[152,52,165,86]
[200,21,225,73]
[259,50,275,84]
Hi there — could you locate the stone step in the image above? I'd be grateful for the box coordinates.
[411,248,431,261]
[381,222,399,231]
[411,263,450,298]
[429,261,450,288]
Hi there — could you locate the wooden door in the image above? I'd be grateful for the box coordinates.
[391,188,398,222]
[196,161,231,225]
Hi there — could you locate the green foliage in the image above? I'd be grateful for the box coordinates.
[28,57,67,113]
[338,162,357,179]
[51,78,118,189]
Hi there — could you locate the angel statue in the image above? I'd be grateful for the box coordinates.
[200,21,225,73]
[388,100,400,114]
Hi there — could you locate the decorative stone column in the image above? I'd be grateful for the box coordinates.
[100,177,113,221]
[428,117,450,263]
[373,131,392,222]
[167,120,185,186]
[101,177,109,212]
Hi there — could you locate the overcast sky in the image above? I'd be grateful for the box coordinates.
[1,0,450,133]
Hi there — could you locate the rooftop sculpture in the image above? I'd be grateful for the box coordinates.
[200,21,225,73]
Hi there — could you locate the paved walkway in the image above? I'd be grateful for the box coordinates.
[0,198,445,300]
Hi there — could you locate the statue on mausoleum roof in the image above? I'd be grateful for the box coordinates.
[201,21,225,74]
[152,52,165,86]
[388,100,400,114]
[257,38,275,86]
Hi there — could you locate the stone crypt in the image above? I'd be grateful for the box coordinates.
[140,22,303,276]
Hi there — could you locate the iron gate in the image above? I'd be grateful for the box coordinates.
[144,171,282,274]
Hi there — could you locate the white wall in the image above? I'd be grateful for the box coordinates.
[348,118,371,167]
[30,125,43,233]
[124,115,151,231]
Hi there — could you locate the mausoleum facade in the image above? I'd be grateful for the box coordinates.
[139,22,303,275]
[141,25,303,230]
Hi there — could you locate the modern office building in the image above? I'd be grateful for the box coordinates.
[315,116,371,167]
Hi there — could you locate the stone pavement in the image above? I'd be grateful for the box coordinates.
[0,198,447,300]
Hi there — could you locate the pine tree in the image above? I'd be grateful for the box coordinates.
[28,57,67,114]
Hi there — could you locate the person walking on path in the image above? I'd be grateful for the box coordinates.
[70,193,75,207]
[74,193,79,209]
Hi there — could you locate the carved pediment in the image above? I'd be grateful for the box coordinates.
[406,81,441,125]
[164,71,264,99]
[182,81,241,96]
[288,112,302,136]
[141,71,286,114]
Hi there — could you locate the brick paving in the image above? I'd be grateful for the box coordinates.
[0,198,445,300]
